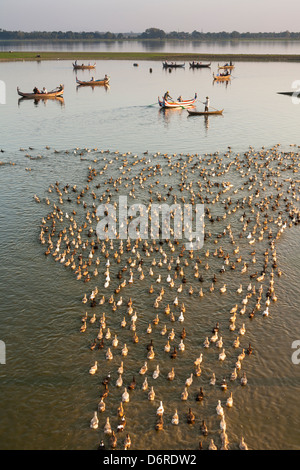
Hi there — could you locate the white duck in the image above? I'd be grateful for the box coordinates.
[90,411,99,429]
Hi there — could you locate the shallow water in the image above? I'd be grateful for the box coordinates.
[0,59,300,450]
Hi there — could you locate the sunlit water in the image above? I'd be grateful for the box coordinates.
[0,59,300,450]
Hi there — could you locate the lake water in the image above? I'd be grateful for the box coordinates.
[0,58,300,450]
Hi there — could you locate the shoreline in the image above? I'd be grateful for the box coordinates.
[2,51,300,62]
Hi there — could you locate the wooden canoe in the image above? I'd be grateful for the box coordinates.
[213,73,231,82]
[73,62,96,69]
[162,61,185,68]
[218,64,235,70]
[187,109,223,116]
[158,93,197,109]
[17,85,64,99]
[76,77,109,86]
[189,62,211,68]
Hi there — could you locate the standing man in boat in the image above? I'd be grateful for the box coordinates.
[163,91,172,101]
[204,96,210,112]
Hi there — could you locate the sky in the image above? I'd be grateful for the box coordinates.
[0,0,300,33]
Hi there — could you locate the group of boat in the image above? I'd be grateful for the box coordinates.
[158,93,223,116]
[17,62,110,100]
[17,59,230,115]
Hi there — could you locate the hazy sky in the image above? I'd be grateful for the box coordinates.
[1,0,300,33]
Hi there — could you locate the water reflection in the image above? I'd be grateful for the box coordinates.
[18,96,65,107]
[2,39,300,54]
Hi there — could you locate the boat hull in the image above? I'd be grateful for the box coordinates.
[218,65,234,70]
[187,109,223,116]
[17,86,64,99]
[73,63,96,70]
[76,78,109,86]
[158,93,197,109]
[162,62,185,68]
[213,74,231,82]
[189,62,211,68]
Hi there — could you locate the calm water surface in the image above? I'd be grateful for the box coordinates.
[2,39,300,55]
[0,59,300,450]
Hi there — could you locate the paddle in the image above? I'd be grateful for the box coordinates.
[200,102,220,112]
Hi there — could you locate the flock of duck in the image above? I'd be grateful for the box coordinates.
[36,144,300,450]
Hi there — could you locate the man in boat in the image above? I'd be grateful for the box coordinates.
[91,77,95,82]
[33,86,40,94]
[204,96,210,112]
[163,91,172,101]
[177,95,183,102]
[41,87,47,94]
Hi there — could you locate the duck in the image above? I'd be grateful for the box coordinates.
[167,368,175,380]
[148,386,155,401]
[139,362,148,375]
[106,348,113,360]
[90,411,99,429]
[121,343,128,356]
[216,400,224,416]
[156,401,164,416]
[221,378,228,391]
[185,373,193,387]
[203,337,210,348]
[128,376,136,390]
[122,388,130,402]
[230,368,238,381]
[220,415,227,431]
[196,387,204,402]
[187,408,195,424]
[110,431,117,449]
[226,392,233,408]
[216,336,223,348]
[155,415,164,431]
[153,365,160,379]
[170,347,177,359]
[141,377,148,391]
[210,373,216,386]
[98,397,106,412]
[124,433,131,450]
[117,415,126,432]
[103,416,112,434]
[201,420,208,436]
[219,348,226,361]
[147,345,155,360]
[118,361,124,374]
[241,372,248,386]
[171,410,179,425]
[181,387,189,400]
[178,339,185,351]
[116,374,123,387]
[239,437,249,450]
[208,439,217,450]
[89,361,98,375]
[239,324,246,335]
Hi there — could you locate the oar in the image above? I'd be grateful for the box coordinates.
[200,102,220,111]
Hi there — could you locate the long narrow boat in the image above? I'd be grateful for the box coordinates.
[218,64,235,70]
[189,62,211,68]
[187,109,223,116]
[17,85,64,99]
[76,77,109,86]
[213,73,231,82]
[162,61,185,69]
[73,62,96,70]
[158,93,197,109]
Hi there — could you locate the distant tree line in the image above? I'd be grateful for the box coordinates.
[0,27,299,41]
